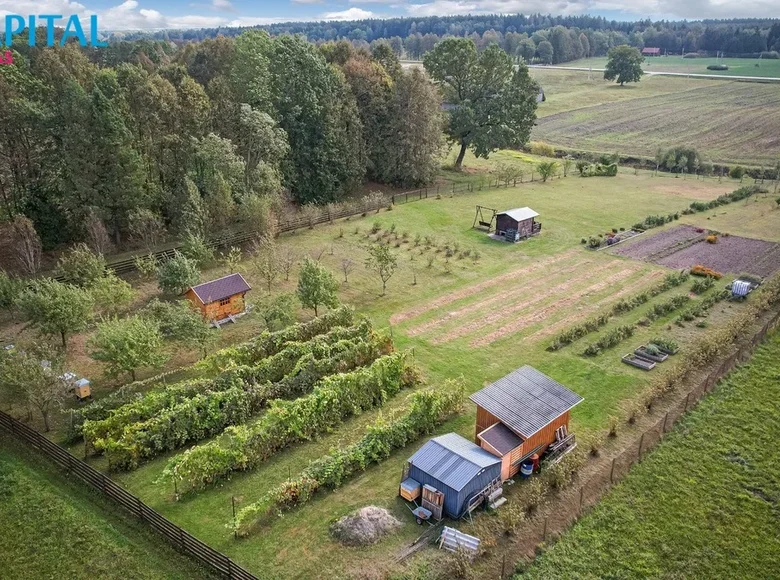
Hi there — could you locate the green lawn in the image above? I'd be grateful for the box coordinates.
[559,55,780,79]
[0,434,213,580]
[97,163,764,578]
[518,330,780,579]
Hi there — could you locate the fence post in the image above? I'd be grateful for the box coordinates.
[638,433,645,461]
[610,457,616,483]
[138,497,144,520]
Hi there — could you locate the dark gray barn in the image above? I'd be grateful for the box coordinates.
[495,207,541,241]
[405,433,501,519]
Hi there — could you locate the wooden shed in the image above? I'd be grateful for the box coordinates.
[470,366,583,480]
[495,207,541,242]
[184,273,251,322]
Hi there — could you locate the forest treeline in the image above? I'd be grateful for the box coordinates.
[116,15,780,62]
[0,33,445,251]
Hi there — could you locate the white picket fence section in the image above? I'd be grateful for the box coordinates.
[438,526,480,557]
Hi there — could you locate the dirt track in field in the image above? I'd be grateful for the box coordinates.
[389,250,577,325]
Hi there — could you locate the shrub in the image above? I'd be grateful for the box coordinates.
[646,295,690,321]
[706,235,717,244]
[587,236,601,249]
[157,252,199,295]
[583,324,635,356]
[529,141,555,157]
[707,64,729,71]
[728,165,745,179]
[691,276,715,294]
[691,264,722,279]
[580,238,587,245]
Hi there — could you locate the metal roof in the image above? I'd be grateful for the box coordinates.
[497,207,538,222]
[408,433,501,492]
[478,422,523,456]
[188,273,251,304]
[470,366,583,439]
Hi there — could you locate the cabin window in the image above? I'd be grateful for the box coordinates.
[219,297,231,306]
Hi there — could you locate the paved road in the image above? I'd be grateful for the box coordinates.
[400,60,780,83]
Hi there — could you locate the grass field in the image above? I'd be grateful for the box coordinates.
[87,162,777,579]
[518,330,780,579]
[560,55,780,78]
[0,433,212,579]
[529,68,780,167]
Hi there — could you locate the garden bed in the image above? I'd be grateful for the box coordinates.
[656,235,780,278]
[621,354,656,371]
[612,225,702,260]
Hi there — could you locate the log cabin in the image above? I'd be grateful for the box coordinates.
[184,273,251,323]
[470,365,583,480]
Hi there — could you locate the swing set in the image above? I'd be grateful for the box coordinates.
[472,205,497,232]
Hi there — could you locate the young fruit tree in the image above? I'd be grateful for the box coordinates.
[141,299,214,357]
[365,243,398,295]
[0,343,68,432]
[537,161,559,182]
[603,45,644,86]
[259,293,297,331]
[252,235,280,291]
[16,279,94,348]
[424,39,539,170]
[55,243,107,287]
[297,257,339,316]
[88,316,168,382]
[157,251,200,295]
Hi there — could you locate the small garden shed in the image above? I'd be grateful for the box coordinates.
[495,207,541,242]
[402,433,501,519]
[471,365,583,479]
[184,273,251,322]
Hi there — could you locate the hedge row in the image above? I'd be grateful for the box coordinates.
[633,186,762,231]
[163,352,420,493]
[82,320,375,449]
[199,306,355,371]
[645,295,691,322]
[233,381,465,537]
[582,324,636,356]
[548,272,689,351]
[97,334,391,470]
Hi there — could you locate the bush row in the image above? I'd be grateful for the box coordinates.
[677,289,730,323]
[691,276,715,295]
[199,306,355,371]
[582,324,636,356]
[645,295,691,322]
[163,352,420,493]
[633,186,762,232]
[233,381,465,537]
[548,272,689,351]
[97,334,391,470]
[83,320,375,449]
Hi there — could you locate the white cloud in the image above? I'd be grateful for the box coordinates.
[291,0,325,4]
[321,7,376,20]
[211,0,234,11]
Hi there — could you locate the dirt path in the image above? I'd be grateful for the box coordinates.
[527,269,667,342]
[406,259,590,338]
[389,250,577,325]
[471,267,638,347]
[430,261,623,345]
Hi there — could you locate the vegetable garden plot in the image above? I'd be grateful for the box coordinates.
[656,236,780,278]
[612,225,702,260]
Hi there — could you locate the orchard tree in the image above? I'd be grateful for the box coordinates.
[0,342,67,431]
[90,273,135,317]
[157,251,200,295]
[297,257,339,316]
[140,299,214,357]
[252,235,280,291]
[55,243,107,287]
[17,279,94,347]
[259,293,297,331]
[89,316,168,382]
[365,243,398,295]
[604,45,644,86]
[424,40,539,170]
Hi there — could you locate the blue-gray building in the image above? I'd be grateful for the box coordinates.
[405,433,502,519]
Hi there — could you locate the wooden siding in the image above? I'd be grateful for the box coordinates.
[475,407,501,443]
[184,290,246,321]
[495,215,535,237]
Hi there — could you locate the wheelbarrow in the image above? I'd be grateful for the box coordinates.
[407,502,433,525]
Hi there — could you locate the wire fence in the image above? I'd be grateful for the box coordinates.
[0,412,258,580]
[510,309,780,568]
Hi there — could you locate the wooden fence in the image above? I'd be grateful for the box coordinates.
[0,411,257,580]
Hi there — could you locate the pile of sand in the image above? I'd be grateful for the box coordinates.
[330,506,401,546]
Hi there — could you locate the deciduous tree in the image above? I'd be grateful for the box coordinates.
[297,257,339,316]
[89,316,168,382]
[604,45,644,86]
[157,252,200,295]
[55,243,107,288]
[365,243,398,295]
[17,279,94,348]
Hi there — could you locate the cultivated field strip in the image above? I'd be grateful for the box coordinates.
[472,267,639,347]
[527,270,668,342]
[389,249,578,325]
[405,259,594,337]
[431,261,627,345]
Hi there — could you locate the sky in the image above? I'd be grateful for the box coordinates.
[0,0,776,32]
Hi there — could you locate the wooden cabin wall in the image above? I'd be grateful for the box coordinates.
[507,411,571,477]
[475,407,500,443]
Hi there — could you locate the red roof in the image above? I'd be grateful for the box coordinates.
[642,47,661,54]
[188,273,251,304]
